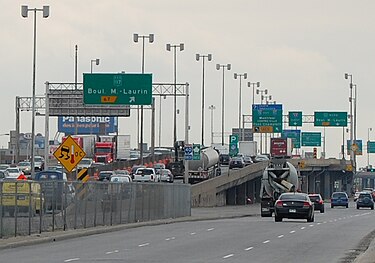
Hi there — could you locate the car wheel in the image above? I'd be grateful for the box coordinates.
[331,205,334,208]
[356,205,359,209]
[372,206,374,210]
[307,214,314,222]
[275,216,282,222]
[346,204,349,208]
[320,208,324,213]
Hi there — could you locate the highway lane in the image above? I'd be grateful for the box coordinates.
[1,203,374,263]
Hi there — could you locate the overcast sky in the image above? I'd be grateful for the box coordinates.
[1,0,375,168]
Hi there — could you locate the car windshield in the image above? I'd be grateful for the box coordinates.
[110,176,130,183]
[100,172,112,177]
[359,193,372,198]
[18,162,30,166]
[136,169,153,175]
[6,168,19,173]
[280,194,307,201]
[308,195,320,201]
[80,159,92,165]
[332,192,347,198]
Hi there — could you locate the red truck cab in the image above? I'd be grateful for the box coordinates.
[94,142,115,163]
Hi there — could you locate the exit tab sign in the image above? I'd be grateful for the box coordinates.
[83,73,152,105]
[314,112,348,127]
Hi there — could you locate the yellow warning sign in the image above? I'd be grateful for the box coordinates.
[53,135,86,172]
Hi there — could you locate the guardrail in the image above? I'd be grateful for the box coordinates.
[0,180,190,239]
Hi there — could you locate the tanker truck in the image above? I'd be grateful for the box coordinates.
[260,158,299,217]
[187,147,221,184]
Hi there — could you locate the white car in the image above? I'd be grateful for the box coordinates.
[77,158,93,170]
[133,168,157,182]
[5,167,23,179]
[159,169,174,183]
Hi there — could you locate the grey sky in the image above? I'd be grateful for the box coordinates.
[1,0,374,167]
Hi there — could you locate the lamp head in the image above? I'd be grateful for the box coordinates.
[216,64,220,70]
[21,5,28,18]
[207,54,212,61]
[234,73,238,79]
[95,58,100,65]
[257,82,260,87]
[133,34,139,43]
[227,64,231,70]
[244,73,248,79]
[149,34,154,43]
[179,43,184,51]
[166,44,171,51]
[344,73,348,79]
[42,6,49,18]
[196,54,200,61]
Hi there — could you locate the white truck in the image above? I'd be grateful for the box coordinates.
[188,147,221,184]
[116,135,131,161]
[260,159,299,217]
[238,141,258,157]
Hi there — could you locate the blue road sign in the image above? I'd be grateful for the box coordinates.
[184,144,193,160]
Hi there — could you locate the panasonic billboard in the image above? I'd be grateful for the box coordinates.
[58,116,118,134]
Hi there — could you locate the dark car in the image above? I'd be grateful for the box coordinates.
[308,193,325,213]
[229,157,245,169]
[331,191,349,208]
[274,192,314,222]
[98,171,114,181]
[219,154,230,165]
[356,192,374,210]
[34,170,66,210]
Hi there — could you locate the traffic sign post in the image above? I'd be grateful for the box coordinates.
[301,132,321,147]
[184,144,193,160]
[288,111,302,126]
[229,134,239,157]
[83,73,152,105]
[193,144,201,160]
[314,112,348,127]
[53,135,86,172]
[252,104,283,133]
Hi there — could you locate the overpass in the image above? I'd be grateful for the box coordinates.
[191,158,353,207]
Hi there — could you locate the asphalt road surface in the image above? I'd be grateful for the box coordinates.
[1,203,374,263]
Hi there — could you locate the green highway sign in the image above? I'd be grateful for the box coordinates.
[193,144,201,160]
[252,104,283,133]
[368,141,375,153]
[282,129,301,148]
[301,132,321,147]
[314,112,348,127]
[288,111,302,126]
[83,73,152,105]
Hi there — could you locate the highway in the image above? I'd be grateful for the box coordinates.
[1,203,375,262]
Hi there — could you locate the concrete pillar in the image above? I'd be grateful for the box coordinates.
[323,170,330,200]
[236,184,246,205]
[226,187,236,205]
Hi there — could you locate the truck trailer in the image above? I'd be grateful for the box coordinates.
[187,147,221,184]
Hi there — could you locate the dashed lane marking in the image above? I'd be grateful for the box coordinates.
[190,232,196,235]
[64,259,80,263]
[290,230,296,234]
[138,243,150,247]
[207,228,215,231]
[263,240,270,244]
[105,250,119,255]
[278,235,284,238]
[223,254,234,259]
[245,247,254,251]
[301,227,305,230]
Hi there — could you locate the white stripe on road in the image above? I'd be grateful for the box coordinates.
[64,259,80,263]
[309,224,314,227]
[290,230,296,234]
[263,240,270,244]
[245,246,254,251]
[166,237,176,241]
[300,227,305,230]
[278,235,284,238]
[138,243,150,247]
[190,232,196,235]
[317,223,321,225]
[207,228,215,231]
[223,254,234,259]
[105,250,119,255]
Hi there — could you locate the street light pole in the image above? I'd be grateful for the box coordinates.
[90,58,100,74]
[248,81,261,106]
[208,105,216,144]
[345,73,354,171]
[234,73,247,141]
[21,5,49,178]
[134,33,154,165]
[368,128,372,167]
[256,88,268,153]
[196,53,212,146]
[216,63,231,146]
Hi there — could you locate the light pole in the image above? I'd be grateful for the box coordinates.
[248,81,261,106]
[234,73,247,141]
[368,128,372,167]
[208,105,216,144]
[216,63,231,146]
[21,5,50,178]
[0,133,10,164]
[134,33,154,164]
[196,53,212,146]
[344,73,355,171]
[166,43,184,161]
[256,88,268,153]
[90,58,100,73]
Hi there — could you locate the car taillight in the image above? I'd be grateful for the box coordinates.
[319,200,323,204]
[276,201,283,207]
[303,202,311,207]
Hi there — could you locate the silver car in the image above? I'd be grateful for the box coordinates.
[159,169,174,183]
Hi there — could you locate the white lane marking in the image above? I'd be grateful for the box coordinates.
[334,219,337,222]
[105,250,119,255]
[263,240,270,244]
[190,232,196,235]
[338,218,342,220]
[278,235,284,238]
[138,243,150,247]
[290,230,296,234]
[317,223,321,225]
[329,220,333,223]
[64,259,80,263]
[309,224,314,227]
[223,254,234,259]
[207,228,215,231]
[165,237,176,241]
[323,221,327,224]
[245,246,254,251]
[300,227,305,230]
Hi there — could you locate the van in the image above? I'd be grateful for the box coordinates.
[1,181,44,217]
